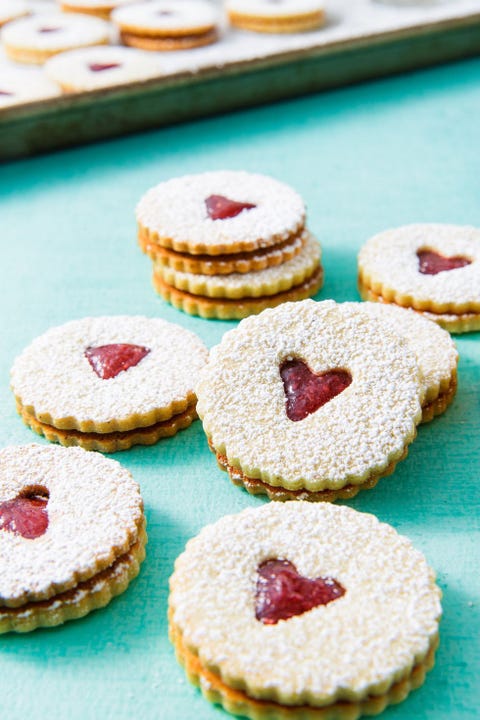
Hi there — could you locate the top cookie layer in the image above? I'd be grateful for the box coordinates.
[358,224,480,312]
[170,501,441,706]
[0,444,143,606]
[11,315,209,433]
[1,13,110,51]
[196,300,422,491]
[112,0,218,34]
[226,0,324,19]
[136,171,306,255]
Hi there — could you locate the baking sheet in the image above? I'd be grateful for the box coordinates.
[1,0,480,158]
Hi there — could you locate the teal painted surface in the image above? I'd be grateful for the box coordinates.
[1,57,479,720]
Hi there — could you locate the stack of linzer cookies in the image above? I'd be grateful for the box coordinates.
[3,167,480,720]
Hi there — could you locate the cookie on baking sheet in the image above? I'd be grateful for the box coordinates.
[0,68,60,107]
[0,0,28,28]
[346,302,459,423]
[169,502,441,719]
[45,45,162,92]
[0,444,146,633]
[358,224,480,333]
[112,0,219,51]
[226,0,325,34]
[196,299,423,501]
[10,316,209,452]
[1,13,110,64]
[58,0,133,21]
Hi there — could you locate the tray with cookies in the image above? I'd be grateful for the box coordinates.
[1,0,480,159]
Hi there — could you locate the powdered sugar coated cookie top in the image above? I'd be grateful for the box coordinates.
[358,224,480,311]
[11,316,209,430]
[347,302,458,404]
[0,0,28,26]
[196,299,422,490]
[226,0,324,18]
[1,13,110,50]
[0,68,60,107]
[136,171,306,254]
[112,0,218,32]
[0,444,143,606]
[160,231,320,298]
[45,46,163,91]
[170,501,441,705]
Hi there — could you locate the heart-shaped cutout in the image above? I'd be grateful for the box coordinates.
[417,249,471,275]
[205,194,256,221]
[38,26,61,33]
[0,90,13,97]
[0,487,49,540]
[280,359,352,422]
[85,343,150,379]
[88,62,121,73]
[255,559,345,625]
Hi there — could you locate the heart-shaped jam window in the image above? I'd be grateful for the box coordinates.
[88,62,121,72]
[85,343,150,379]
[280,359,352,422]
[38,26,61,33]
[255,559,345,625]
[205,195,256,221]
[417,249,471,275]
[0,487,49,540]
[0,90,13,97]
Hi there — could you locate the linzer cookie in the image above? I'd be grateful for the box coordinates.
[0,68,60,107]
[112,0,219,52]
[226,0,325,34]
[358,224,480,333]
[153,232,323,319]
[196,299,422,501]
[137,170,322,318]
[0,444,146,633]
[1,13,110,64]
[169,502,441,719]
[346,302,459,423]
[45,46,162,92]
[10,316,209,452]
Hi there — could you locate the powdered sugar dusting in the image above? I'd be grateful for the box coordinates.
[158,232,320,298]
[0,444,143,606]
[10,315,209,430]
[358,224,480,311]
[226,0,324,19]
[346,302,458,404]
[112,0,219,32]
[2,13,110,51]
[169,502,441,705]
[196,300,422,490]
[136,171,306,253]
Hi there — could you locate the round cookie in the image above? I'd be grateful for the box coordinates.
[0,68,60,107]
[1,13,110,64]
[226,0,325,34]
[169,502,441,718]
[196,299,423,500]
[358,224,480,333]
[112,0,219,52]
[10,315,209,452]
[45,46,162,92]
[0,0,29,28]
[136,170,306,256]
[58,0,134,21]
[154,232,321,299]
[0,444,146,633]
[346,302,459,423]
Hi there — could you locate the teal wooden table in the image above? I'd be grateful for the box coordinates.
[1,56,479,720]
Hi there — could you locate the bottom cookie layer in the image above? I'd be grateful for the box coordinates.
[18,403,198,452]
[120,28,217,51]
[420,374,457,424]
[170,619,438,720]
[153,266,324,319]
[0,525,147,633]
[358,282,480,334]
[211,442,408,502]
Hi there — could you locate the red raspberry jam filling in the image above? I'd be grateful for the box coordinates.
[417,249,471,275]
[88,62,121,72]
[0,90,13,97]
[0,487,49,540]
[280,360,352,422]
[85,343,150,379]
[38,27,61,33]
[205,195,256,221]
[256,559,345,625]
